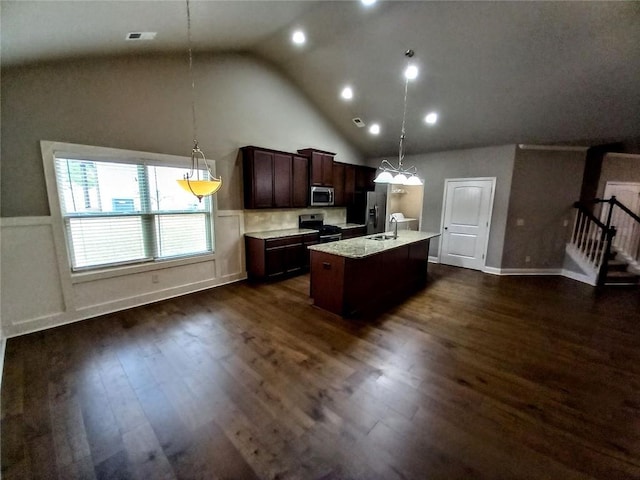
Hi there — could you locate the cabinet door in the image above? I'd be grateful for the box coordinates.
[284,243,304,273]
[344,164,356,205]
[273,153,292,208]
[292,155,309,207]
[356,165,377,192]
[321,154,334,186]
[252,149,274,207]
[332,162,345,206]
[310,152,324,186]
[265,246,286,277]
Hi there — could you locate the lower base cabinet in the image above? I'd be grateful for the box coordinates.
[310,239,430,316]
[341,227,366,239]
[246,233,319,280]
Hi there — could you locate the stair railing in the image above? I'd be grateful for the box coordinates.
[571,201,616,286]
[596,196,640,267]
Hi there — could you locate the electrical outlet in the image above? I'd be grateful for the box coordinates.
[525,256,531,263]
[152,274,159,284]
[563,219,569,227]
[516,218,525,226]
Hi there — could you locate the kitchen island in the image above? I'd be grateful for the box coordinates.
[308,230,440,316]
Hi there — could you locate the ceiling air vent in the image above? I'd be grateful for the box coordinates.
[352,117,366,128]
[126,32,157,41]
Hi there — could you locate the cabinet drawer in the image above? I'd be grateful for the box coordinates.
[265,235,302,249]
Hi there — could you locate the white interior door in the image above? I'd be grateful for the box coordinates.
[439,178,495,270]
[602,182,640,253]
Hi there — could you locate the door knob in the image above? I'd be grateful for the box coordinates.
[444,227,448,230]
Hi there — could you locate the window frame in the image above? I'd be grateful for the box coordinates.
[42,141,218,284]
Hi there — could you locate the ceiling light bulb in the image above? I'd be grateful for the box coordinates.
[361,0,377,5]
[425,112,438,125]
[404,64,419,80]
[341,86,353,100]
[292,30,306,45]
[369,123,380,135]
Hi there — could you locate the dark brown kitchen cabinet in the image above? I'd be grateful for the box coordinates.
[344,164,356,204]
[242,146,309,209]
[332,162,345,206]
[273,152,292,207]
[292,155,309,207]
[245,232,319,280]
[298,148,335,186]
[341,226,366,239]
[356,165,377,192]
[333,162,357,207]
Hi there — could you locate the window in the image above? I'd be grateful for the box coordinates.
[53,155,214,271]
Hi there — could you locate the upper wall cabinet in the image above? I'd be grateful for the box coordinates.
[242,146,309,209]
[356,165,377,192]
[298,148,335,187]
[332,162,357,207]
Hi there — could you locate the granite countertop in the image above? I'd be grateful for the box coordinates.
[308,230,440,259]
[334,223,366,230]
[245,228,318,240]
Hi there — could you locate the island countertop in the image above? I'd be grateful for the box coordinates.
[308,230,440,259]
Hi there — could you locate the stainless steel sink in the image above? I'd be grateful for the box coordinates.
[369,234,396,241]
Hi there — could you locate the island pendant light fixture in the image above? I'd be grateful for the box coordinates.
[374,49,423,186]
[176,0,222,201]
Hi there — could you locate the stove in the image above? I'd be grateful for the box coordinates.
[299,213,342,243]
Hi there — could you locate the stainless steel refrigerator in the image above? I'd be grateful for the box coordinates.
[347,185,387,234]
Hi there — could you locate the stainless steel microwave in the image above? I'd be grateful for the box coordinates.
[310,186,334,206]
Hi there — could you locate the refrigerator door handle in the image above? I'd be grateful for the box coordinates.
[374,204,378,229]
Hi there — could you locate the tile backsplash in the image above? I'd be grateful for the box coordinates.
[244,208,347,233]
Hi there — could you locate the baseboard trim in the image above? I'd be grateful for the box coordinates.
[497,268,563,276]
[482,266,598,285]
[561,269,598,286]
[0,337,6,390]
[428,256,439,264]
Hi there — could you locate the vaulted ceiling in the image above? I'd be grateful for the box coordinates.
[2,1,639,157]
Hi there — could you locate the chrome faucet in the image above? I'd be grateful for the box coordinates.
[390,216,398,239]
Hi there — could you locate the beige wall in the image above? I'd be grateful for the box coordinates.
[501,147,586,269]
[369,145,516,267]
[1,52,363,217]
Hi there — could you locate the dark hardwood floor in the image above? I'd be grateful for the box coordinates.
[2,264,640,479]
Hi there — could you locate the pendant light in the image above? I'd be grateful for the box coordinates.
[373,49,423,186]
[177,0,222,201]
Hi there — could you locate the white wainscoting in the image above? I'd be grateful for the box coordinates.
[0,210,246,338]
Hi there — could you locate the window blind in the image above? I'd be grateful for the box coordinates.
[54,157,213,271]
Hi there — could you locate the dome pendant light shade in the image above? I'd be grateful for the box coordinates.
[392,173,408,185]
[405,175,423,186]
[177,0,222,201]
[374,170,394,183]
[178,141,222,202]
[177,179,222,198]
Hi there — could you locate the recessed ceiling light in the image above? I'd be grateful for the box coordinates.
[341,86,353,100]
[292,30,306,45]
[361,0,377,5]
[369,123,380,135]
[404,64,419,80]
[425,112,438,125]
